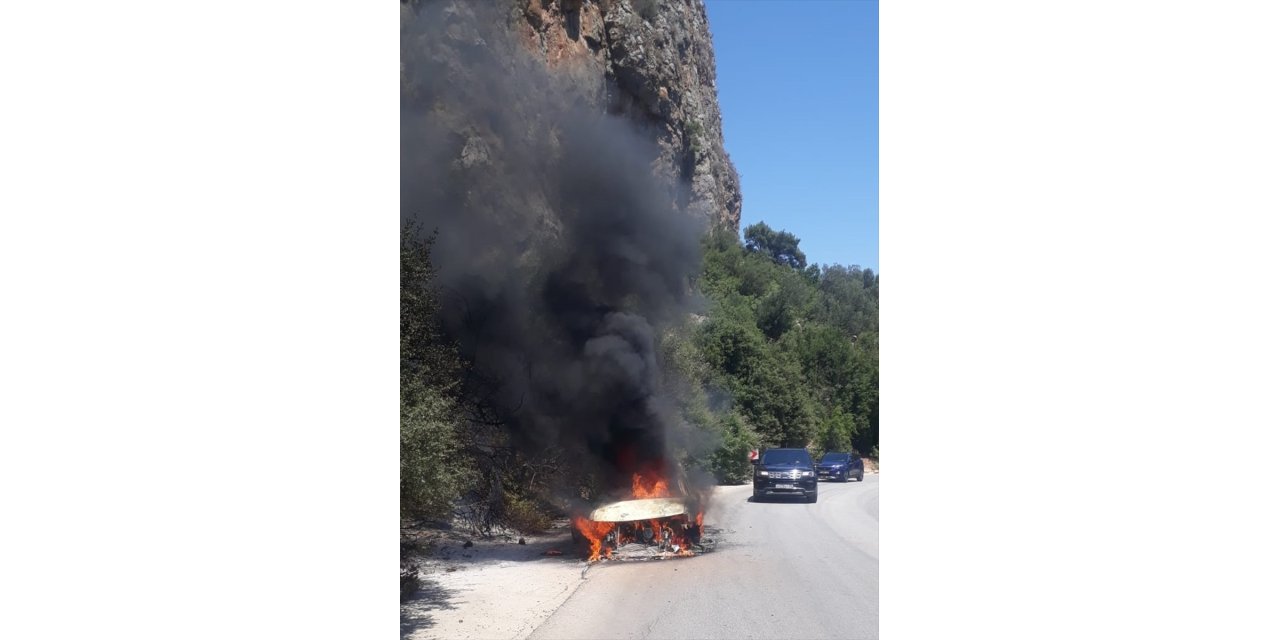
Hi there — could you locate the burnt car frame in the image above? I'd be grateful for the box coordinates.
[570,497,708,561]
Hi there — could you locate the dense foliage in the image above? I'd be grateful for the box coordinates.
[400,227,472,520]
[690,224,878,482]
[400,226,561,529]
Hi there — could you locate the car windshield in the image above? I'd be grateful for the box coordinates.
[761,449,811,465]
[820,453,849,463]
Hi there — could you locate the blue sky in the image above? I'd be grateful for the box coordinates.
[704,0,878,273]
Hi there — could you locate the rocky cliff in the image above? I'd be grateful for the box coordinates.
[401,0,741,231]
[400,0,739,505]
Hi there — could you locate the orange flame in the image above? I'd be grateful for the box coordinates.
[573,516,615,562]
[631,471,670,499]
[572,471,701,561]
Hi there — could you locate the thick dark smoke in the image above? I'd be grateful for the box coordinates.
[402,1,713,509]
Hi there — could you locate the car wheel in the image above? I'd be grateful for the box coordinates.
[807,491,817,503]
[841,471,849,483]
[857,472,864,482]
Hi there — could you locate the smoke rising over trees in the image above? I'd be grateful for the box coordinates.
[400,1,877,527]
[401,0,715,525]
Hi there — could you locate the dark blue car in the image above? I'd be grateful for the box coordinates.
[752,448,818,503]
[816,452,864,482]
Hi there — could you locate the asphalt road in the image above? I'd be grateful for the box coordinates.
[529,475,879,640]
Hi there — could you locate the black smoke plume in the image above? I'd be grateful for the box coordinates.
[401,0,713,512]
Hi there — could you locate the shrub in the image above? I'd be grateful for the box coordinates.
[684,119,705,155]
[710,413,760,484]
[400,387,470,520]
[633,0,658,21]
[504,495,553,534]
[401,225,476,522]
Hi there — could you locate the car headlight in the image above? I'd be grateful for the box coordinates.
[756,470,769,478]
[801,470,813,477]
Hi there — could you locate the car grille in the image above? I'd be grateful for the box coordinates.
[768,470,804,480]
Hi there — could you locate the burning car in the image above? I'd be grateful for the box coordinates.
[571,471,712,562]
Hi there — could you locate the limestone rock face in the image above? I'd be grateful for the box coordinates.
[403,0,741,231]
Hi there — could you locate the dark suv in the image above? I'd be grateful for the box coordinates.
[817,452,864,482]
[752,448,818,503]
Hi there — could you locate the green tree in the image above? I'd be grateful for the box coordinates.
[401,382,469,519]
[755,266,815,340]
[743,221,807,270]
[816,407,856,454]
[783,324,857,408]
[815,264,879,338]
[696,221,877,463]
[401,226,470,520]
[710,413,760,484]
[847,331,879,454]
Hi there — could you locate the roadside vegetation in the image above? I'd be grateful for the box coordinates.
[684,224,878,483]
[401,222,877,529]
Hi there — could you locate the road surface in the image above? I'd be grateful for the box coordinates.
[529,475,879,640]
